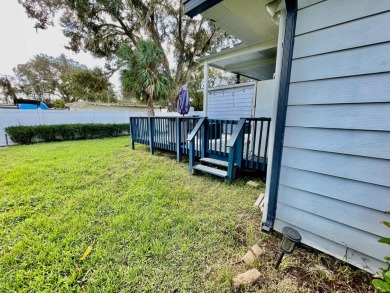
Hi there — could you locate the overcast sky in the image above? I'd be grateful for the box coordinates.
[0,0,120,88]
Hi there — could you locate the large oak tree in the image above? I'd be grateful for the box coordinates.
[18,0,235,110]
[12,54,114,103]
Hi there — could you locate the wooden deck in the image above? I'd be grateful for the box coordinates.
[130,117,270,175]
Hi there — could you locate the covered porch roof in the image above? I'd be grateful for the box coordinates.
[196,39,278,80]
[184,0,279,45]
[185,0,280,80]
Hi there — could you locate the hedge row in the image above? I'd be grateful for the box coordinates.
[5,123,129,145]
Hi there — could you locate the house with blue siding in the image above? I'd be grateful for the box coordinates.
[184,0,390,274]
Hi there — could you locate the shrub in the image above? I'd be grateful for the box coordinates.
[5,126,36,145]
[5,123,129,145]
[57,124,77,141]
[372,221,390,292]
[35,125,57,142]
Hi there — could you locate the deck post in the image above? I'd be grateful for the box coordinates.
[129,117,135,149]
[201,119,208,158]
[189,140,195,172]
[236,127,244,176]
[176,118,181,162]
[203,62,209,116]
[148,117,155,154]
[263,120,271,171]
[227,146,235,183]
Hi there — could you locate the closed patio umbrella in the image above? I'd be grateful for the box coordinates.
[177,85,190,116]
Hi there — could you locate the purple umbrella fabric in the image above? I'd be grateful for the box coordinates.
[177,85,190,115]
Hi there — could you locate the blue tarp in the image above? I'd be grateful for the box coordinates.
[18,102,49,110]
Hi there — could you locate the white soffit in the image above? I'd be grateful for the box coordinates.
[202,0,279,44]
[197,40,278,80]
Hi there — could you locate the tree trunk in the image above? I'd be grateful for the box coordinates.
[146,85,155,116]
[147,98,155,116]
[167,83,180,112]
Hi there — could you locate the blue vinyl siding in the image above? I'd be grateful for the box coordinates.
[207,83,254,120]
[275,0,390,273]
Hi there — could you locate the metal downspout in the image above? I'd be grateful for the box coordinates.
[262,0,298,233]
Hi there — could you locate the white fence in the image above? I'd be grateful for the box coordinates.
[0,109,204,146]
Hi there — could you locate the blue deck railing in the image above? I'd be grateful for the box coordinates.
[130,116,200,161]
[130,116,271,177]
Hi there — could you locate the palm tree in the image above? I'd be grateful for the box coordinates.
[119,40,171,116]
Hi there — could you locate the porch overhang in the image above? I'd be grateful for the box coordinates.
[184,0,279,45]
[184,0,223,18]
[197,39,278,80]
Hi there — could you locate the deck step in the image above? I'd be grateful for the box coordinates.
[199,157,233,168]
[193,164,228,178]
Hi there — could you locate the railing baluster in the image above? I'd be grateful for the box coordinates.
[245,122,250,167]
[230,121,233,155]
[142,119,144,142]
[176,118,181,161]
[142,119,145,142]
[187,119,190,154]
[214,120,217,154]
[161,118,164,149]
[256,121,264,170]
[140,119,143,143]
[251,121,257,168]
[195,130,198,157]
[182,119,186,154]
[197,129,200,157]
[224,120,227,155]
[165,118,171,150]
[171,119,174,151]
[207,120,211,153]
[172,119,174,152]
[159,118,162,149]
[172,119,175,151]
[160,118,163,148]
[158,118,161,148]
[143,119,145,142]
[144,118,147,144]
[155,118,158,148]
[168,118,170,150]
[199,123,202,157]
[155,118,157,148]
[219,120,222,156]
[139,119,141,142]
[166,118,168,150]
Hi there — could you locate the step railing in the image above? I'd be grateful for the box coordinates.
[226,118,246,182]
[226,117,271,182]
[186,118,241,173]
[179,117,201,160]
[187,117,206,172]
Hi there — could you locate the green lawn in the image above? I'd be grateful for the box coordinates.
[0,137,264,292]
